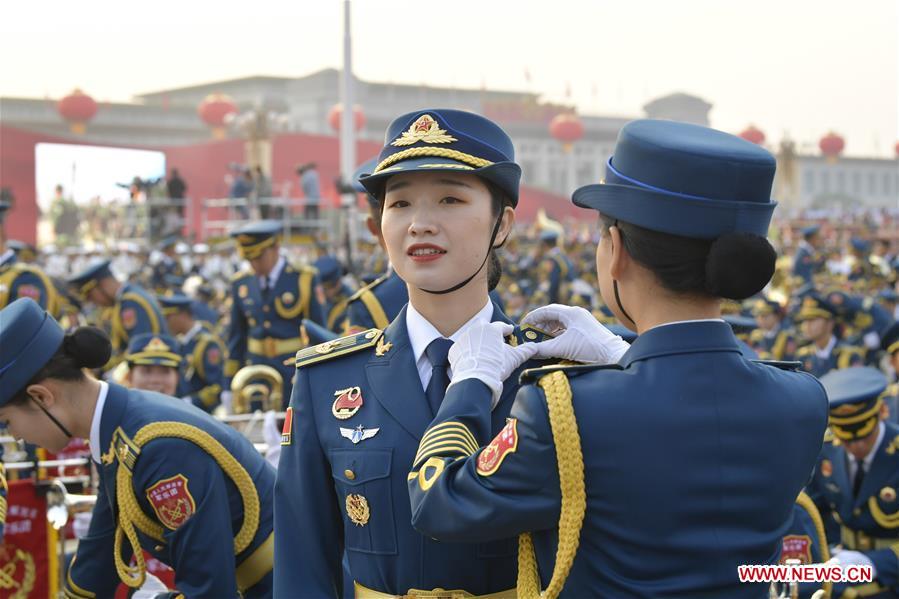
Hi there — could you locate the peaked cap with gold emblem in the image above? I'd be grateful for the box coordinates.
[125,333,183,368]
[229,220,282,260]
[359,109,522,205]
[820,366,887,441]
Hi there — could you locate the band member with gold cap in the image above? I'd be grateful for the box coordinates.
[794,294,865,378]
[124,333,183,397]
[159,294,227,413]
[67,259,167,370]
[0,200,58,313]
[407,119,828,597]
[226,221,325,406]
[749,297,798,361]
[275,108,558,598]
[0,298,274,597]
[810,367,899,598]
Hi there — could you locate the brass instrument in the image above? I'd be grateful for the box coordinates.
[230,364,283,414]
[45,478,96,531]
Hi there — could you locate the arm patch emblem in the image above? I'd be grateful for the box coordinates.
[476,418,518,477]
[281,407,294,446]
[146,474,196,530]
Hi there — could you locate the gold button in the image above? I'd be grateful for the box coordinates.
[154,544,165,552]
[263,306,270,312]
[525,330,538,340]
[853,508,862,516]
[264,321,271,329]
[344,469,355,480]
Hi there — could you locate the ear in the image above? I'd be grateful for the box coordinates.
[366,216,387,251]
[608,225,628,280]
[494,206,516,248]
[25,384,56,408]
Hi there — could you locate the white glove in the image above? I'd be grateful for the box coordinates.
[180,396,193,404]
[829,549,876,576]
[128,572,168,598]
[522,304,630,364]
[448,322,539,409]
[220,390,234,414]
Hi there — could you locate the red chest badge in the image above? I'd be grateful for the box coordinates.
[780,535,812,564]
[281,407,294,446]
[15,284,41,301]
[477,418,519,477]
[146,474,196,530]
[332,387,363,420]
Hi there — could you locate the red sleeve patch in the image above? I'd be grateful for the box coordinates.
[121,307,138,330]
[780,535,812,565]
[206,346,222,366]
[476,418,518,477]
[146,474,196,530]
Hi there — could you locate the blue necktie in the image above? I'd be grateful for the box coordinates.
[425,338,454,417]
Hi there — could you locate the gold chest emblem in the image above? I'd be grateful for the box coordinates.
[345,494,370,526]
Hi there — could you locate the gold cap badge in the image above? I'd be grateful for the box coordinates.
[391,114,457,147]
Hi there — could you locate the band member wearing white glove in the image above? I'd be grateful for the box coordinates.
[522,304,630,364]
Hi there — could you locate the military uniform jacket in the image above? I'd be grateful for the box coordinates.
[178,322,227,412]
[108,283,168,364]
[0,251,57,313]
[542,248,575,304]
[343,271,408,334]
[811,422,899,597]
[226,263,325,403]
[65,383,275,599]
[793,242,824,283]
[408,320,829,598]
[749,325,797,361]
[324,281,355,333]
[274,304,548,597]
[796,340,866,378]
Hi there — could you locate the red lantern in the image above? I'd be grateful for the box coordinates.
[739,125,765,145]
[57,89,98,134]
[198,93,238,139]
[894,141,899,158]
[549,113,584,152]
[819,132,845,163]
[328,104,366,133]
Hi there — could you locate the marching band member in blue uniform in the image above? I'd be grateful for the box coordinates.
[68,259,167,370]
[535,230,575,304]
[810,367,899,598]
[225,221,325,407]
[124,333,183,396]
[794,224,825,284]
[150,236,185,294]
[275,109,567,598]
[0,201,58,313]
[749,297,798,361]
[160,294,227,412]
[795,294,866,378]
[314,255,355,332]
[0,298,274,598]
[407,119,829,597]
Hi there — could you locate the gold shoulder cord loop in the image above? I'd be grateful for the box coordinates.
[796,491,832,598]
[517,371,586,599]
[275,269,314,320]
[114,422,260,588]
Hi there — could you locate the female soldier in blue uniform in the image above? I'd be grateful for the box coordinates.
[274,109,582,598]
[407,119,830,597]
[0,298,274,598]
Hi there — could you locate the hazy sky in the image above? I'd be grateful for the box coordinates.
[1,0,897,157]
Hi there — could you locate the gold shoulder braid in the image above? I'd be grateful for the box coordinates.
[517,371,586,599]
[275,267,314,320]
[795,491,833,598]
[113,423,260,588]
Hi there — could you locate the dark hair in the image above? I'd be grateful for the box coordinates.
[374,177,513,292]
[9,327,111,405]
[599,215,776,300]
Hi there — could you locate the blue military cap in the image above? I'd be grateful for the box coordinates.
[7,240,37,261]
[881,322,899,355]
[352,157,380,208]
[160,235,179,251]
[751,297,784,317]
[820,367,887,441]
[802,225,821,238]
[230,220,282,260]
[301,318,338,346]
[879,289,899,303]
[359,109,522,205]
[125,333,182,368]
[68,259,114,299]
[795,294,838,321]
[0,298,65,407]
[850,237,871,253]
[314,256,343,284]
[158,294,193,316]
[572,119,777,239]
[539,230,560,244]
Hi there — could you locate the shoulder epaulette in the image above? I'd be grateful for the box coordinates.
[796,345,815,357]
[508,323,554,346]
[520,362,622,384]
[751,359,802,371]
[347,274,389,302]
[823,427,835,444]
[230,269,253,283]
[295,328,382,369]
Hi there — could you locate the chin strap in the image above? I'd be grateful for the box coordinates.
[31,396,73,439]
[611,220,635,326]
[419,215,503,295]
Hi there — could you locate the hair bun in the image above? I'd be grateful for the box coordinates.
[704,233,776,300]
[63,327,112,369]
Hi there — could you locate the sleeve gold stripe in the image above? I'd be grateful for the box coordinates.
[419,421,478,450]
[414,443,477,468]
[414,434,479,465]
[416,431,479,456]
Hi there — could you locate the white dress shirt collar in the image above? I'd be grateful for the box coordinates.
[406,298,494,390]
[89,381,110,464]
[180,321,204,345]
[261,255,286,289]
[815,335,837,359]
